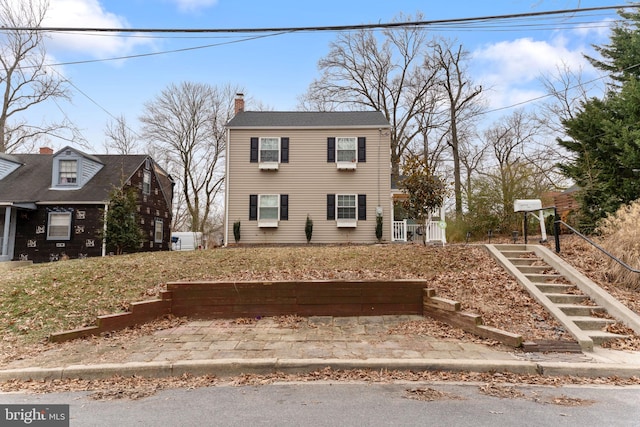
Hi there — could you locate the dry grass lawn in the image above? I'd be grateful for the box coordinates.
[1,235,639,366]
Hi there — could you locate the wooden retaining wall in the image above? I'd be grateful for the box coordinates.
[50,280,429,342]
[163,280,430,318]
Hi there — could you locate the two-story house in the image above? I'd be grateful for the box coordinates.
[224,96,392,245]
[0,146,174,263]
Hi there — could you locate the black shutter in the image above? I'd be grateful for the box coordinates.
[327,194,335,220]
[250,138,258,163]
[358,194,367,220]
[358,137,366,162]
[249,195,258,220]
[327,137,335,163]
[281,137,289,163]
[280,194,288,220]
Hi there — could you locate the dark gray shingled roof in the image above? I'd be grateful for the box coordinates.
[226,111,390,128]
[0,154,149,204]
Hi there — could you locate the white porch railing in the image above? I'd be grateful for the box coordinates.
[392,220,446,244]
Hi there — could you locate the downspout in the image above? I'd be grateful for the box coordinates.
[223,127,230,247]
[102,203,108,257]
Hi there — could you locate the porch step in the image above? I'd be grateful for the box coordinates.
[517,265,555,274]
[525,273,564,283]
[567,316,616,330]
[486,243,640,351]
[587,330,630,345]
[557,304,605,316]
[507,258,538,266]
[535,283,574,293]
[542,293,589,304]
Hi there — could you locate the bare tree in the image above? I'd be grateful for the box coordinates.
[103,114,139,154]
[474,110,557,231]
[434,39,484,216]
[299,13,442,178]
[140,82,239,235]
[0,0,73,153]
[537,62,596,136]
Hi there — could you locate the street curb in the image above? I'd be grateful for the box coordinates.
[1,359,639,381]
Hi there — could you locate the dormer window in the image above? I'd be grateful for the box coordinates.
[58,160,78,185]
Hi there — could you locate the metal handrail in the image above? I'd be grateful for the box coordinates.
[555,219,640,274]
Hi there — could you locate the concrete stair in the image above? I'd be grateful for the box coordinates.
[486,243,640,352]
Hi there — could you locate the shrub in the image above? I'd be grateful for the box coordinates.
[305,215,313,243]
[233,220,241,243]
[596,199,640,290]
[375,214,383,242]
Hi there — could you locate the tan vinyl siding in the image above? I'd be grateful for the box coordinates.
[227,128,391,245]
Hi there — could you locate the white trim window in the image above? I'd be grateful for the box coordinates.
[58,160,78,185]
[337,194,356,219]
[143,170,151,195]
[260,137,280,162]
[336,194,356,227]
[154,219,163,243]
[47,212,72,240]
[258,194,279,227]
[337,137,356,162]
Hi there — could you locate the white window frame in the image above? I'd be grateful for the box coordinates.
[143,170,151,195]
[258,194,279,227]
[336,194,357,227]
[259,137,280,170]
[47,212,72,240]
[336,137,357,170]
[58,160,78,185]
[154,219,163,243]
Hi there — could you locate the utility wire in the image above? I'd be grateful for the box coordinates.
[1,5,635,33]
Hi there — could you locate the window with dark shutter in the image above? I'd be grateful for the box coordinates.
[280,194,289,220]
[327,138,335,163]
[281,138,289,163]
[250,138,259,163]
[358,194,367,220]
[249,194,258,220]
[358,137,366,162]
[326,194,335,220]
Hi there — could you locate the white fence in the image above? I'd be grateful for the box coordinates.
[392,220,446,244]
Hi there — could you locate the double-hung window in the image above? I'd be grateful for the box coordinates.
[47,212,72,240]
[328,137,365,170]
[154,219,164,243]
[58,160,78,185]
[260,138,280,163]
[249,194,288,227]
[337,137,356,163]
[337,195,356,220]
[327,194,366,227]
[250,137,289,170]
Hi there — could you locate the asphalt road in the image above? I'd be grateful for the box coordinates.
[2,382,640,426]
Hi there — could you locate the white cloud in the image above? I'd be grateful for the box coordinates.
[169,0,219,13]
[44,0,154,59]
[472,36,593,110]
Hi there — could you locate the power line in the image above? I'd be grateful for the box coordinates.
[1,5,635,34]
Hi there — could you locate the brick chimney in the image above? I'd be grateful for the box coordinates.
[234,93,244,115]
[39,147,54,155]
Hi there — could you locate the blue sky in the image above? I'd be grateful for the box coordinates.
[26,0,630,151]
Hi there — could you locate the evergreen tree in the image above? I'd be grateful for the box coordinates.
[558,9,640,232]
[102,186,144,255]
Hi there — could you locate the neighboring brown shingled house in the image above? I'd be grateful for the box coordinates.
[0,146,174,263]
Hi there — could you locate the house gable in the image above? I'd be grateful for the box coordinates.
[0,153,22,181]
